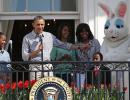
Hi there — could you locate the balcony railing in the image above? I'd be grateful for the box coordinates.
[0,61,129,100]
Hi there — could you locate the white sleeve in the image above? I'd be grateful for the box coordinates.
[22,36,30,61]
[43,34,53,60]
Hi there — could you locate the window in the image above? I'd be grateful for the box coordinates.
[3,0,77,12]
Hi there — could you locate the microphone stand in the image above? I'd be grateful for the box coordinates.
[39,35,44,77]
[39,36,43,61]
[9,40,12,83]
[9,40,13,62]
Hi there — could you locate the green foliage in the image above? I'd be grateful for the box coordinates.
[71,84,127,100]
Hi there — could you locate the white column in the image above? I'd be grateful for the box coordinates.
[78,0,89,23]
[0,0,3,32]
[78,0,102,43]
[125,1,130,100]
[127,0,130,34]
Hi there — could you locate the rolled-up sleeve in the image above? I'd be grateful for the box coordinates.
[52,34,72,50]
[22,36,30,61]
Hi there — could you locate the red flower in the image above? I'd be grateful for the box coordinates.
[5,83,11,90]
[123,87,127,92]
[75,87,80,93]
[30,80,36,87]
[0,84,5,94]
[12,82,16,90]
[24,80,29,88]
[18,81,23,89]
[70,82,75,88]
[84,84,92,90]
[113,82,120,89]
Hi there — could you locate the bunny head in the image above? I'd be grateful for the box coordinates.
[99,1,128,42]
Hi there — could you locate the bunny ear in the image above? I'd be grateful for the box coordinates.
[98,2,114,18]
[116,1,127,17]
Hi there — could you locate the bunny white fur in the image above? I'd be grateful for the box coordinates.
[99,3,129,100]
[99,1,130,61]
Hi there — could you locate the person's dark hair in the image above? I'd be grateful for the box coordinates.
[57,23,71,42]
[93,52,103,61]
[76,23,94,42]
[33,16,45,22]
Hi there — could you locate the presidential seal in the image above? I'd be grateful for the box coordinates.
[29,76,72,100]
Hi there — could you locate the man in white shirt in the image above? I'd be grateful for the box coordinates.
[22,16,81,80]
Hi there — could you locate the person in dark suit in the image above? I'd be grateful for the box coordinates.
[87,52,111,86]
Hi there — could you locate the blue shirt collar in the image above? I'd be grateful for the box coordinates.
[32,31,44,38]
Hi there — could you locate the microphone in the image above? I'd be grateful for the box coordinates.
[0,49,4,54]
[39,34,44,44]
[41,34,44,37]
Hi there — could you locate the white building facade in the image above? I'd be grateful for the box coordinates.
[0,0,129,99]
[0,0,129,44]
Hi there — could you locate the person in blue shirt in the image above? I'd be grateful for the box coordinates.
[0,32,11,83]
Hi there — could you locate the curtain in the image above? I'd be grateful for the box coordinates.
[2,20,14,50]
